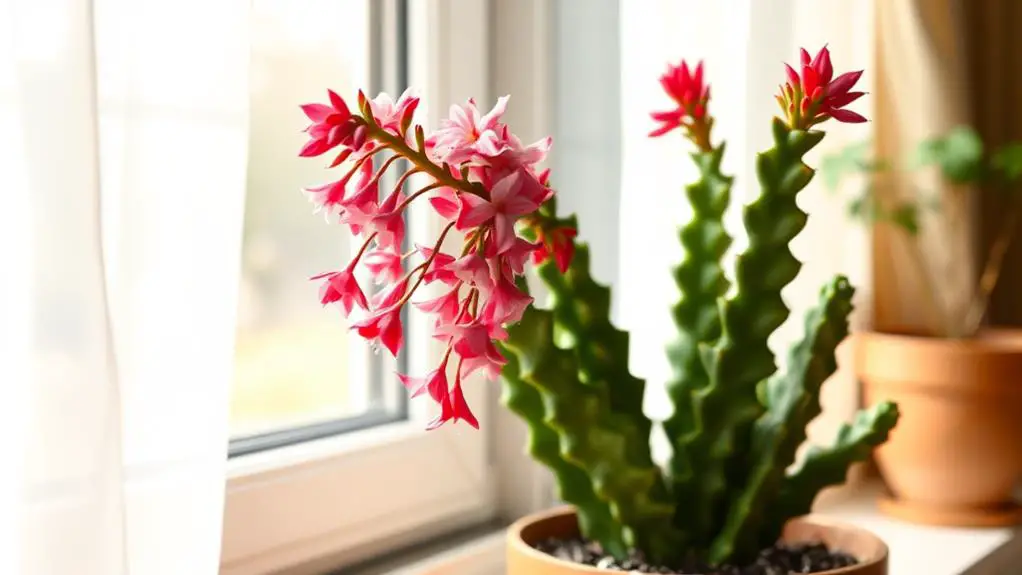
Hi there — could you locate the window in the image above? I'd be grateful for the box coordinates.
[220,3,498,574]
[229,0,406,453]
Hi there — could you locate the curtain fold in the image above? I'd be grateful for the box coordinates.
[872,0,976,336]
[618,0,874,464]
[0,0,250,573]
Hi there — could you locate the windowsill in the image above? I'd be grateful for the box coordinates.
[377,480,1020,575]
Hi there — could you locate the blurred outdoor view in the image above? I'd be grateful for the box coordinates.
[230,0,370,438]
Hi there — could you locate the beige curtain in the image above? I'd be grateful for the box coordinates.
[872,0,977,337]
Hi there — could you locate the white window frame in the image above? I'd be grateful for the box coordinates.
[219,3,510,574]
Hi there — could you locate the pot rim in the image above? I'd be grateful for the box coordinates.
[507,505,888,575]
[854,328,1022,355]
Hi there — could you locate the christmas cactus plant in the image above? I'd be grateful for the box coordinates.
[298,46,900,570]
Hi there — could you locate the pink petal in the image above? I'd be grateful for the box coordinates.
[429,188,461,220]
[398,373,429,398]
[480,95,510,130]
[455,193,495,230]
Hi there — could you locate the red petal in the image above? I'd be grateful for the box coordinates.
[301,103,334,123]
[328,90,350,117]
[450,384,479,429]
[828,70,863,97]
[826,91,866,108]
[829,108,868,123]
[784,64,800,89]
[811,45,833,84]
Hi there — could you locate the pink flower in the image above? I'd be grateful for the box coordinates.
[778,46,867,129]
[501,236,542,276]
[475,126,553,177]
[427,375,478,430]
[436,320,507,380]
[447,253,493,293]
[364,188,406,252]
[650,60,710,138]
[414,287,462,325]
[363,249,404,283]
[352,307,404,356]
[398,360,448,399]
[456,170,547,254]
[480,276,533,326]
[368,88,420,135]
[428,96,509,164]
[310,262,367,315]
[417,245,459,285]
[370,276,409,310]
[299,90,358,157]
[305,159,378,222]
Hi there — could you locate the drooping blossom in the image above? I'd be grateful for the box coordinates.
[297,88,577,430]
[777,45,866,129]
[299,90,358,158]
[650,60,711,139]
[311,263,367,315]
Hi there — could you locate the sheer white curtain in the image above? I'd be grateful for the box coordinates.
[618,1,875,444]
[0,1,249,573]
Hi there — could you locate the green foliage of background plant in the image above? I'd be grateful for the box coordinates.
[819,125,1022,337]
[499,121,900,566]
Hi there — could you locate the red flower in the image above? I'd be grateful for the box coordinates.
[532,225,577,273]
[649,60,710,138]
[777,46,867,129]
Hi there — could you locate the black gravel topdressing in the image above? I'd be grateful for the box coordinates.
[533,537,858,574]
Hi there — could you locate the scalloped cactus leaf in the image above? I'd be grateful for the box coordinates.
[762,401,901,544]
[498,345,628,558]
[502,303,682,562]
[663,145,733,491]
[671,119,826,551]
[708,276,855,564]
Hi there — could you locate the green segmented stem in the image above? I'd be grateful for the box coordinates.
[762,401,900,544]
[502,302,682,562]
[674,118,826,551]
[664,145,734,492]
[536,244,657,471]
[498,343,628,558]
[707,276,855,564]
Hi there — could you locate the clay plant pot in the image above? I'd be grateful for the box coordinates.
[506,506,888,575]
[857,329,1022,527]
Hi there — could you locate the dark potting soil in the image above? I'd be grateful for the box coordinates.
[533,537,858,575]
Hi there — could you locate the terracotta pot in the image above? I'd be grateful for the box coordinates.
[857,329,1022,526]
[506,506,888,575]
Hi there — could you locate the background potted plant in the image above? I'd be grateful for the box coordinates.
[297,47,898,574]
[821,127,1022,526]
